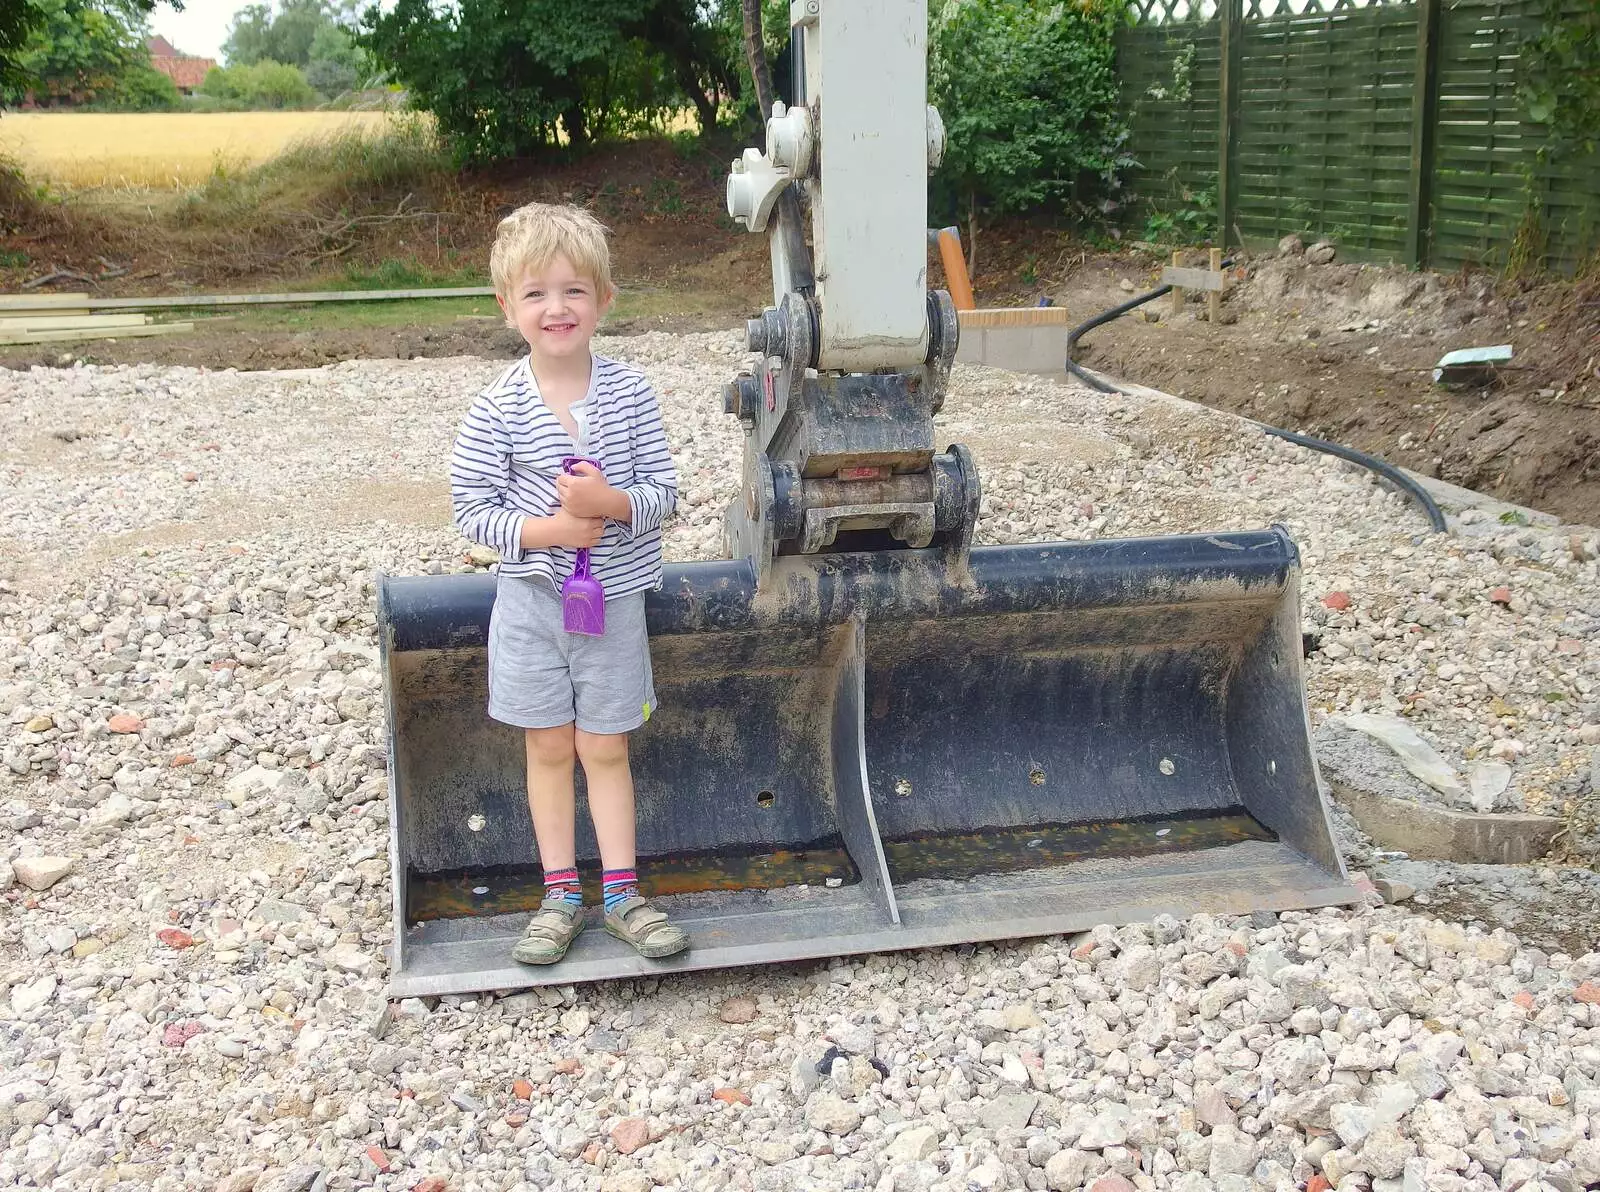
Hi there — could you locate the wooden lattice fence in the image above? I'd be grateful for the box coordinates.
[1117,0,1600,274]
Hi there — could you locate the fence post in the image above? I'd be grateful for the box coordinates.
[1217,0,1244,250]
[1406,0,1441,268]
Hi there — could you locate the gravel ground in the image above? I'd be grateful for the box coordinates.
[1,331,1599,1192]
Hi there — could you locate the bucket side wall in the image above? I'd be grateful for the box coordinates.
[1225,573,1346,876]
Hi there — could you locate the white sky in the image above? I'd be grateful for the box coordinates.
[146,2,398,63]
[147,3,253,61]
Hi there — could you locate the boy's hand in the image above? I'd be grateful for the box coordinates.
[557,461,623,519]
[547,508,605,549]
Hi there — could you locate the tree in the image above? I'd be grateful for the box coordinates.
[219,4,273,67]
[0,0,178,101]
[199,58,318,109]
[223,0,323,68]
[303,22,359,93]
[636,1,738,134]
[106,59,180,109]
[929,0,1133,258]
[358,0,740,162]
[6,0,143,105]
[224,0,371,98]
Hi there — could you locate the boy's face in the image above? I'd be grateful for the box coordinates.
[498,252,612,364]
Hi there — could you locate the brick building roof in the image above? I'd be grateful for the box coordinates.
[145,37,216,92]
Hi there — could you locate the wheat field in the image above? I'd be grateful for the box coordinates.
[0,111,413,188]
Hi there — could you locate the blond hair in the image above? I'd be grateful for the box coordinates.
[490,202,615,305]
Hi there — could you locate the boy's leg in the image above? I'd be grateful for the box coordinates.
[512,723,588,966]
[575,728,639,914]
[576,729,687,958]
[525,725,580,873]
[573,728,635,874]
[570,593,687,958]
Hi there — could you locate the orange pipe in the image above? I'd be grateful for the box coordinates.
[936,227,976,311]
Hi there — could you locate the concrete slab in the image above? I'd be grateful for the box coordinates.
[956,307,1071,373]
[1330,781,1562,865]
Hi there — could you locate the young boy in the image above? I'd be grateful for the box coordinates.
[449,202,687,965]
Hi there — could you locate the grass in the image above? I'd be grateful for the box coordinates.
[154,282,731,335]
[219,295,500,331]
[0,110,419,189]
[1,118,759,326]
[163,115,457,260]
[337,257,486,292]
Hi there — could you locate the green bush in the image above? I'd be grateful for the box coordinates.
[101,62,181,110]
[1517,0,1600,159]
[199,59,319,110]
[2,0,147,105]
[305,55,356,97]
[358,0,737,161]
[930,0,1133,230]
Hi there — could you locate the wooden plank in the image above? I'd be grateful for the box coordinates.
[0,313,148,332]
[3,285,495,317]
[1233,183,1411,203]
[0,293,93,311]
[1238,94,1416,110]
[1233,159,1414,181]
[1234,156,1415,173]
[1240,109,1417,123]
[0,307,91,319]
[1218,0,1244,246]
[1407,0,1440,267]
[0,322,193,346]
[1233,175,1412,198]
[1161,265,1226,291]
[1208,248,1223,324]
[1237,125,1414,142]
[81,286,496,311]
[1236,207,1411,228]
[1434,197,1529,218]
[1431,172,1537,193]
[1236,204,1410,225]
[1238,121,1417,137]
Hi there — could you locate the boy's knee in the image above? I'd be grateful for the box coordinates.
[525,726,576,768]
[575,729,629,769]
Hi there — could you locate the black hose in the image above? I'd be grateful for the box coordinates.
[1062,263,1448,534]
[1252,425,1449,533]
[1065,282,1174,394]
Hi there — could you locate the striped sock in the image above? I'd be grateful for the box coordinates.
[602,868,638,914]
[543,867,582,909]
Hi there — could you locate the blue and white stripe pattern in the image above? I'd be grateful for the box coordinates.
[449,354,678,598]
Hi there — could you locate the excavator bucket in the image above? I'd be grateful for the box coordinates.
[378,527,1358,998]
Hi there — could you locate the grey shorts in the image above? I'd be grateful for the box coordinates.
[486,576,656,735]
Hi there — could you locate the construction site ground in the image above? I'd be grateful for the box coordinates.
[3,323,1599,1191]
[4,246,1597,527]
[1,139,1598,1192]
[2,132,1596,524]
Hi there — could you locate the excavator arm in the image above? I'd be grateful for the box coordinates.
[722,0,976,587]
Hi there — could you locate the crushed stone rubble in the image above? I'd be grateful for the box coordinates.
[0,330,1597,1192]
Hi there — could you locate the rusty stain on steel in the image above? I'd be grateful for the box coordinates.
[406,810,1273,924]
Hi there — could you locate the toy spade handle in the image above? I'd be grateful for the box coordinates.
[561,454,604,578]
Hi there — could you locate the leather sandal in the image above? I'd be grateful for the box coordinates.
[511,898,584,965]
[604,895,688,959]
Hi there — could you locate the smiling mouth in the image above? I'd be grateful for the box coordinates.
[544,323,577,333]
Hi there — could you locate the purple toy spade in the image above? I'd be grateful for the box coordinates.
[560,455,606,636]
